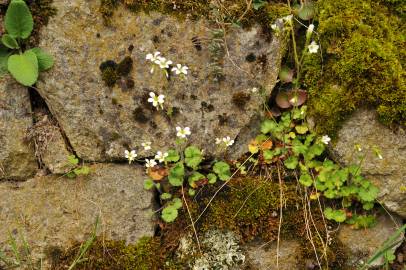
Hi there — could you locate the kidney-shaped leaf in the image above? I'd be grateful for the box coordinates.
[5,0,33,39]
[7,50,38,86]
[1,34,19,49]
[29,48,54,71]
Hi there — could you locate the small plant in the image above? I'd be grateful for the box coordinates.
[362,224,406,270]
[68,216,99,270]
[0,230,35,269]
[255,106,379,225]
[64,155,91,178]
[143,142,232,223]
[0,0,54,86]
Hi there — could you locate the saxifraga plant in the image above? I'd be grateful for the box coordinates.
[0,0,54,86]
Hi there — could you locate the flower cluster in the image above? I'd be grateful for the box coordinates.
[146,51,188,77]
[124,126,192,169]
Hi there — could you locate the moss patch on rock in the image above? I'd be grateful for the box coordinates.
[302,0,405,135]
[99,0,281,28]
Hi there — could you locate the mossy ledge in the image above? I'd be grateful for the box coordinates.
[53,177,347,269]
[99,0,288,29]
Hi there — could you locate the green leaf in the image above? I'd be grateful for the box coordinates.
[213,161,231,181]
[160,193,172,200]
[292,139,307,155]
[261,119,278,134]
[297,2,316,20]
[161,206,178,223]
[358,185,379,202]
[29,48,54,71]
[324,207,346,223]
[207,173,217,184]
[5,0,34,39]
[252,0,267,10]
[74,166,90,176]
[0,46,10,75]
[284,156,298,169]
[188,189,196,196]
[67,155,79,165]
[188,171,205,187]
[170,198,183,209]
[1,34,19,49]
[295,124,308,134]
[184,146,203,170]
[168,162,185,186]
[165,149,180,163]
[144,179,154,190]
[299,173,313,187]
[8,50,38,86]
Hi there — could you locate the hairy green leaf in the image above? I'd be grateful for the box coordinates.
[168,162,184,186]
[8,50,38,86]
[29,48,54,71]
[143,179,154,190]
[213,161,231,181]
[5,0,33,39]
[1,34,19,49]
[184,146,203,169]
[161,206,178,223]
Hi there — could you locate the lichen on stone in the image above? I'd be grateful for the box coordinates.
[177,230,245,270]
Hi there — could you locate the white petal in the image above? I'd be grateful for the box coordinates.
[149,92,156,98]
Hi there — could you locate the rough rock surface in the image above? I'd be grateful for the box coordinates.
[0,76,37,180]
[0,163,155,265]
[245,240,301,269]
[331,109,406,218]
[338,213,404,268]
[37,0,284,161]
[27,113,75,174]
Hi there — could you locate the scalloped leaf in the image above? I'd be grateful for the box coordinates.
[5,0,33,39]
[7,50,38,86]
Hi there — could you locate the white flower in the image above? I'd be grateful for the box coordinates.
[155,56,173,69]
[271,24,278,31]
[308,41,319,54]
[141,141,152,151]
[172,64,188,75]
[377,154,383,160]
[155,151,168,163]
[124,150,137,164]
[321,135,331,145]
[145,159,157,168]
[147,92,165,110]
[251,87,258,93]
[307,24,315,34]
[222,136,234,147]
[146,52,161,74]
[176,126,191,138]
[283,15,293,23]
[216,136,234,147]
[146,51,161,62]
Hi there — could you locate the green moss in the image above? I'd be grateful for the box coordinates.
[99,0,119,24]
[54,237,166,270]
[101,67,118,87]
[302,0,405,135]
[196,177,301,242]
[100,0,275,28]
